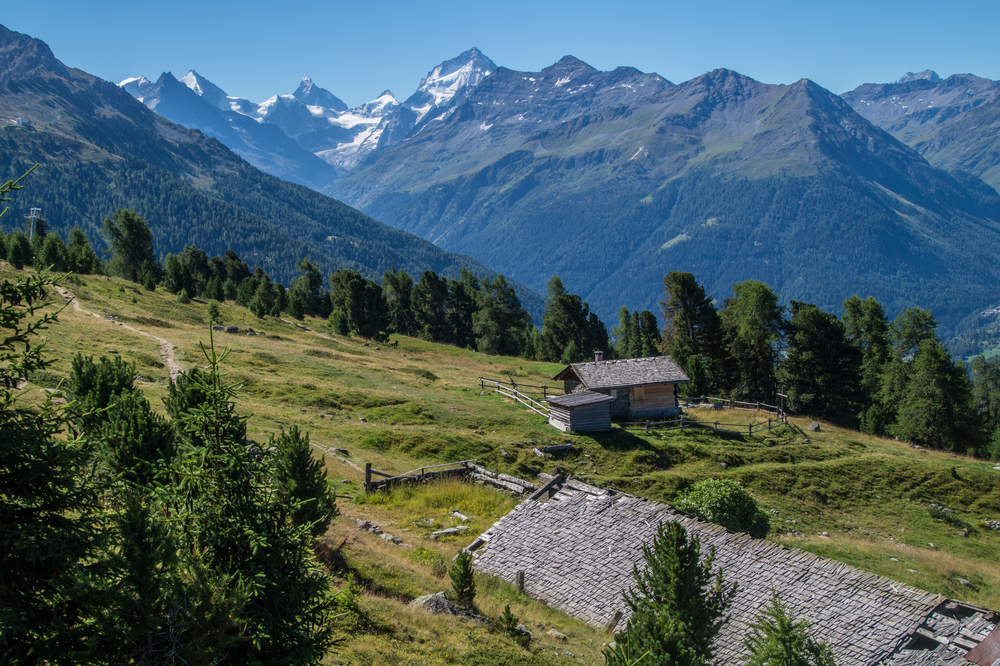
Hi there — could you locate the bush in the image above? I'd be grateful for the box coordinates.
[674,478,770,538]
[450,549,476,608]
[177,288,191,304]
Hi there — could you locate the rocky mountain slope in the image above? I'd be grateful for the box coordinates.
[843,71,1000,189]
[328,58,1000,333]
[0,24,541,316]
[122,48,496,176]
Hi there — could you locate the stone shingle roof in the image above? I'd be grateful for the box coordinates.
[470,483,995,666]
[547,391,616,408]
[553,355,690,389]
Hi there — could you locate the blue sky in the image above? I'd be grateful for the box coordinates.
[10,0,1000,107]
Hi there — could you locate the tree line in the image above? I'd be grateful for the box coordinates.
[8,206,997,459]
[659,271,998,460]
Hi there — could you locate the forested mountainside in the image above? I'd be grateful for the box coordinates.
[0,25,543,317]
[328,58,1000,336]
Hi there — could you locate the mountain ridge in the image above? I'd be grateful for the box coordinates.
[0,23,544,318]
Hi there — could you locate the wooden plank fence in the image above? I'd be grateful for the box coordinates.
[479,377,552,417]
[619,395,788,436]
[364,459,477,492]
[617,414,788,436]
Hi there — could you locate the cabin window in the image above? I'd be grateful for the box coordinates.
[610,389,618,397]
[633,386,645,401]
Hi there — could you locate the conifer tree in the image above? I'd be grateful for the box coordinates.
[67,226,102,274]
[164,334,337,663]
[38,231,68,272]
[7,230,30,269]
[743,592,836,666]
[1,271,99,662]
[271,426,338,537]
[451,550,476,608]
[103,209,157,284]
[720,280,786,402]
[412,270,450,342]
[383,266,417,335]
[474,274,531,357]
[609,521,735,666]
[778,301,861,422]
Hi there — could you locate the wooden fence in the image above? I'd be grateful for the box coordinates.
[364,459,477,492]
[478,377,553,417]
[617,413,788,436]
[619,395,788,436]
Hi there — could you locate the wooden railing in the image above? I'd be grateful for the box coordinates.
[364,459,477,491]
[617,413,788,436]
[479,377,553,417]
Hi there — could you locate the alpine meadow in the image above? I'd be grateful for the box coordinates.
[4,15,1000,666]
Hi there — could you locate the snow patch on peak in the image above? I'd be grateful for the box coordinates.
[119,76,153,101]
[179,70,230,110]
[405,48,497,123]
[897,70,942,85]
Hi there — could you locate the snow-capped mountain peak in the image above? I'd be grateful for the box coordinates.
[405,47,497,122]
[292,76,348,112]
[119,75,153,100]
[179,70,230,110]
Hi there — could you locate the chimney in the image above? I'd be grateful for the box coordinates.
[594,350,604,362]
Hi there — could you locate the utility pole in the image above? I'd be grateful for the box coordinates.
[26,207,41,241]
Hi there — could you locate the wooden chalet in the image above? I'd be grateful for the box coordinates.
[551,352,689,421]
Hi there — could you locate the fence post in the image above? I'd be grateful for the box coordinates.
[516,570,525,593]
[645,420,650,433]
[365,463,372,491]
[480,378,484,392]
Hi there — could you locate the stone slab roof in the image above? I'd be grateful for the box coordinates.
[552,355,689,389]
[547,391,616,408]
[470,482,995,666]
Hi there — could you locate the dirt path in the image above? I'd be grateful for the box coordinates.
[54,284,183,382]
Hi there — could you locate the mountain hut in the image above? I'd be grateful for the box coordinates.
[551,353,689,421]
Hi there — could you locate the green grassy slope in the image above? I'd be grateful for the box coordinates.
[11,263,1000,663]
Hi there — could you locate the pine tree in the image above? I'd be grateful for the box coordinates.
[383,266,416,335]
[164,334,337,663]
[412,270,450,342]
[38,232,68,272]
[609,521,735,666]
[778,301,861,422]
[103,209,157,284]
[67,226,102,274]
[743,592,836,666]
[720,280,786,402]
[271,426,338,537]
[1,271,99,662]
[450,549,476,608]
[893,340,984,453]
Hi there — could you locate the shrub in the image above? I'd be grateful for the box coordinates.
[674,478,770,538]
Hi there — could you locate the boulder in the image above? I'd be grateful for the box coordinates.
[409,592,482,622]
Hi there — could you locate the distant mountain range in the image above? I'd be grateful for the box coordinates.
[121,48,497,188]
[843,71,1000,189]
[119,49,1000,338]
[0,24,543,317]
